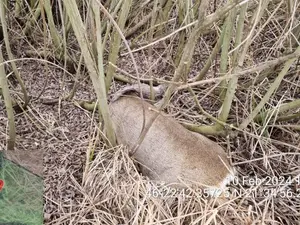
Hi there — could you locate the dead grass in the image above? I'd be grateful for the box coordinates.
[49,145,245,224]
[0,0,299,224]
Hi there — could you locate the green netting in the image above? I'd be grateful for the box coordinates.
[0,151,43,225]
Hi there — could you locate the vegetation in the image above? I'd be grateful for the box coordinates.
[0,0,299,224]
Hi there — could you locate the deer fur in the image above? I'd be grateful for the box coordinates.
[109,95,235,195]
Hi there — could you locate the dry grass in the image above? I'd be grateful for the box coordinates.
[0,0,299,224]
[45,142,300,224]
[49,145,245,224]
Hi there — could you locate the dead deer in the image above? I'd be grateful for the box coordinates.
[109,86,235,196]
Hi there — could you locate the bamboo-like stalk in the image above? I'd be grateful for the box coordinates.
[63,0,116,146]
[0,1,29,109]
[32,0,50,103]
[159,0,209,108]
[194,28,224,81]
[244,1,298,87]
[0,21,2,41]
[161,0,173,14]
[67,62,83,100]
[193,0,202,18]
[159,0,246,109]
[1,0,6,14]
[30,0,38,8]
[174,1,188,67]
[23,2,41,36]
[276,112,300,122]
[123,0,245,56]
[179,50,300,90]
[62,3,72,39]
[43,0,63,57]
[102,0,123,55]
[0,46,16,150]
[239,44,300,129]
[237,0,271,69]
[161,0,173,24]
[147,0,159,77]
[188,1,271,134]
[149,0,159,46]
[126,17,176,50]
[181,121,228,136]
[126,12,153,38]
[14,0,23,17]
[105,0,132,92]
[104,0,112,8]
[254,99,300,123]
[212,3,245,132]
[93,1,108,108]
[154,0,173,38]
[57,0,71,77]
[218,4,236,100]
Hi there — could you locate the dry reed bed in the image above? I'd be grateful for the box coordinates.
[0,0,299,224]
